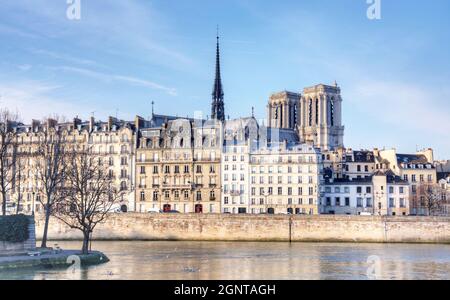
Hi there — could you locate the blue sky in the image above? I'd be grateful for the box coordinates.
[0,0,449,159]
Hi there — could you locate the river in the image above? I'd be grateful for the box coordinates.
[1,241,449,280]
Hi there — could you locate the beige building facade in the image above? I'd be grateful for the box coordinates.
[136,116,222,214]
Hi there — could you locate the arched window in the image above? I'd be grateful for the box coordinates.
[315,99,319,125]
[180,138,184,148]
[330,97,335,126]
[308,99,313,126]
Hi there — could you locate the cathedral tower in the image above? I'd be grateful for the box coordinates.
[211,34,225,122]
[298,83,344,150]
[267,91,301,130]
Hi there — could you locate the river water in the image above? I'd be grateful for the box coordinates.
[1,241,449,280]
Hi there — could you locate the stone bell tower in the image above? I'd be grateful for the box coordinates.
[267,91,301,130]
[298,83,344,150]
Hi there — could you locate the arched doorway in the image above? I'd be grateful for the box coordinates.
[163,204,171,212]
[267,208,275,214]
[120,205,128,213]
[195,204,203,214]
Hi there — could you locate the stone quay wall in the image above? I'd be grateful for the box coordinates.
[35,214,450,244]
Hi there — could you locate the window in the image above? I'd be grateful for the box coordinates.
[210,191,215,200]
[389,198,395,208]
[278,187,282,195]
[389,186,394,194]
[174,190,180,199]
[184,190,189,199]
[400,198,405,208]
[140,191,145,202]
[196,165,202,174]
[153,166,159,174]
[357,165,361,172]
[140,166,146,174]
[326,197,331,206]
[184,165,189,173]
[357,197,363,207]
[164,191,170,199]
[336,197,341,206]
[366,198,373,207]
[357,187,362,193]
[174,166,180,174]
[153,191,158,201]
[366,187,371,194]
[164,165,170,174]
[196,191,202,201]
[399,187,404,194]
[345,197,350,206]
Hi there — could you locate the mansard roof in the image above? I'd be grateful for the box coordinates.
[396,154,434,169]
[346,150,375,163]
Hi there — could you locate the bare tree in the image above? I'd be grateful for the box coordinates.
[14,153,26,215]
[416,183,446,216]
[35,118,68,248]
[0,108,20,215]
[55,148,120,254]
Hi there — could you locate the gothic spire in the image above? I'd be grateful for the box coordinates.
[211,28,225,122]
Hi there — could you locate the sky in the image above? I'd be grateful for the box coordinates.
[0,0,449,159]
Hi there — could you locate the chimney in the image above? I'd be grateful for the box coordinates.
[31,120,40,132]
[89,116,95,132]
[108,116,115,131]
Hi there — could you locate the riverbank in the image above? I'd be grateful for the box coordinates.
[35,213,450,244]
[0,249,109,271]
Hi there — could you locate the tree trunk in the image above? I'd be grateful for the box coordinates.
[1,190,6,216]
[41,204,51,248]
[82,231,90,255]
[15,196,20,215]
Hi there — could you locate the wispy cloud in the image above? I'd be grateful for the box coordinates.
[30,48,99,67]
[346,80,450,140]
[17,64,32,71]
[54,66,177,96]
[0,81,84,122]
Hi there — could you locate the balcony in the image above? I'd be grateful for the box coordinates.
[162,183,193,189]
[230,190,242,196]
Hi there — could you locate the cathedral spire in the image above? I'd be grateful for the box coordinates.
[211,28,225,122]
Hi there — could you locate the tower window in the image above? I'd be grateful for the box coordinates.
[308,99,313,126]
[330,97,335,126]
[315,99,319,125]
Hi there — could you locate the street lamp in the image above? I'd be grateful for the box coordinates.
[32,192,35,216]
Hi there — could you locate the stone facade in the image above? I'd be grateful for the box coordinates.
[321,171,410,216]
[7,117,137,214]
[136,117,222,214]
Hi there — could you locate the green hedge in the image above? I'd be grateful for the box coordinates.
[0,215,30,243]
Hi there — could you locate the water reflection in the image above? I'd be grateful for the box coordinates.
[0,241,449,280]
